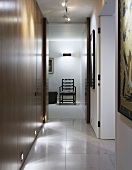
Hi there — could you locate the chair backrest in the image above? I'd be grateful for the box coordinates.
[62,79,74,91]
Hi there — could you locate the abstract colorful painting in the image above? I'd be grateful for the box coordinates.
[118,0,132,120]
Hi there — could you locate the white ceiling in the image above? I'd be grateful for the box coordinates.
[48,23,86,40]
[36,0,97,40]
[36,0,115,41]
[36,0,97,23]
[100,0,115,16]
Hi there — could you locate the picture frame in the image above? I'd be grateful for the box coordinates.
[49,58,54,74]
[118,0,132,120]
[90,29,95,89]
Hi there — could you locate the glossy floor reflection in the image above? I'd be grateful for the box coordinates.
[48,104,85,119]
[22,119,115,170]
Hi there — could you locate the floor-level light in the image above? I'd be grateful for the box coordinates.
[21,152,24,161]
[34,130,37,136]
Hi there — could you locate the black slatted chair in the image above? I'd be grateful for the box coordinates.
[59,79,76,105]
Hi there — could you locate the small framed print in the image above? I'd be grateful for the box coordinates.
[49,58,54,74]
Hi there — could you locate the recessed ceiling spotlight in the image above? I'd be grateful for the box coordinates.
[62,0,70,21]
[63,15,70,22]
[62,2,65,7]
[62,0,69,5]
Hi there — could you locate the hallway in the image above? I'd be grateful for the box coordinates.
[0,0,132,169]
[22,105,115,170]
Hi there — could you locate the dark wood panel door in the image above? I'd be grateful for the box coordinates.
[0,1,18,169]
[0,0,43,169]
[17,0,37,168]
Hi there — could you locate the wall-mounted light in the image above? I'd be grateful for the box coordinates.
[63,53,71,56]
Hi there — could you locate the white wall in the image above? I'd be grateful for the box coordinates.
[116,1,132,170]
[49,40,81,102]
[90,0,105,137]
[100,16,115,139]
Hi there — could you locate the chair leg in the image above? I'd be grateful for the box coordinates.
[74,94,76,105]
[59,94,61,105]
[62,95,63,103]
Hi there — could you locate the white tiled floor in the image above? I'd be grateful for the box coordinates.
[22,105,115,170]
[48,104,85,119]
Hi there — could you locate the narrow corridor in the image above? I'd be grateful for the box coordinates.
[22,105,115,170]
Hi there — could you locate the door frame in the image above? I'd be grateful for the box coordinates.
[42,18,47,123]
[86,18,90,123]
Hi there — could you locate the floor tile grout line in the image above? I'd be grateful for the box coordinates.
[107,153,115,168]
[22,117,115,170]
[65,125,67,170]
[100,140,115,168]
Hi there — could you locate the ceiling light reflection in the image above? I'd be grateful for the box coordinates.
[49,39,82,42]
[67,17,71,21]
[0,1,19,11]
[0,17,18,24]
[62,2,65,7]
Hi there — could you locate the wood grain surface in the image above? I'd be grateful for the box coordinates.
[0,0,44,169]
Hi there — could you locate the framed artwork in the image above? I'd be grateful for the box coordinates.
[118,0,132,120]
[90,29,95,89]
[49,58,54,74]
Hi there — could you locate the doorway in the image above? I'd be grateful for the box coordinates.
[47,23,90,122]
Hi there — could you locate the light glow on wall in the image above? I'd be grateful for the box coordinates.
[59,56,74,68]
[21,4,28,43]
[30,15,35,40]
[0,17,18,23]
[45,115,47,122]
[49,41,81,102]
